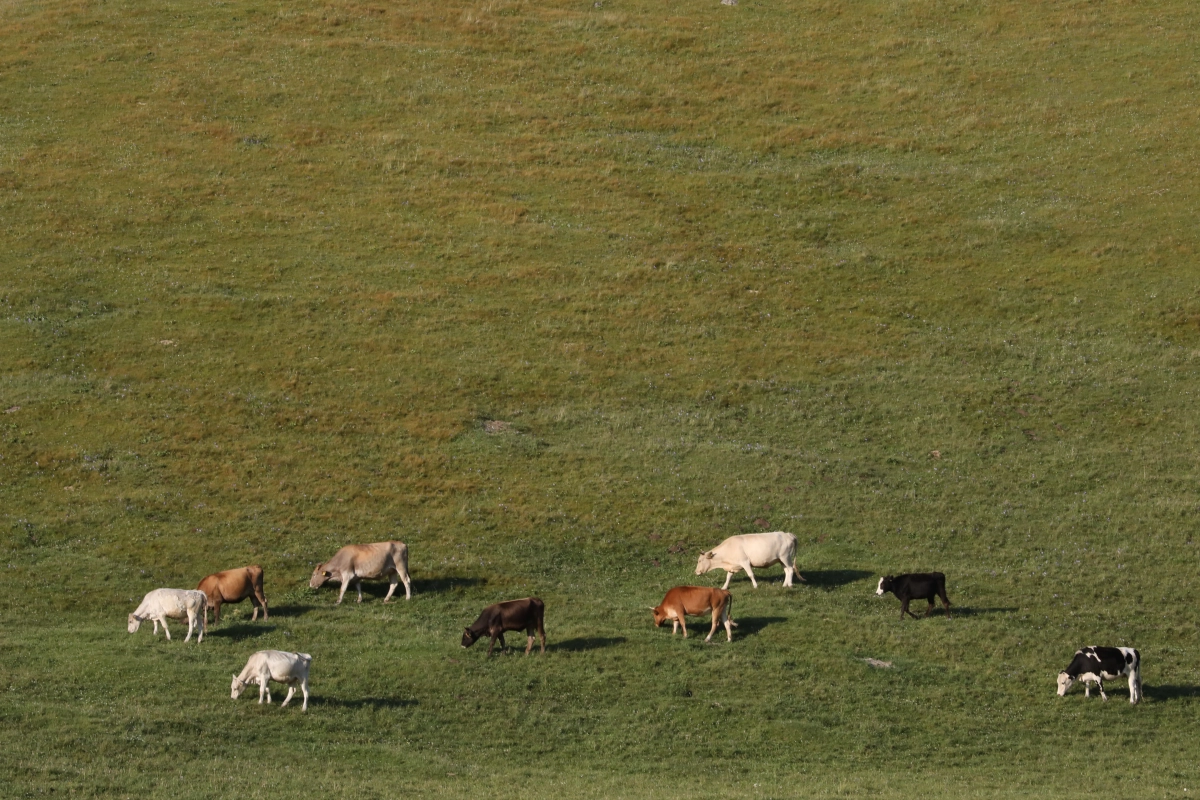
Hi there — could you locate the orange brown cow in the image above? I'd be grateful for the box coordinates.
[649,586,735,642]
[197,565,268,625]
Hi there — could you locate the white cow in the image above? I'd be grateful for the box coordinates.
[695,531,804,589]
[127,588,208,643]
[231,650,312,711]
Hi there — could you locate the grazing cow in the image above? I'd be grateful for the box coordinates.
[198,565,268,625]
[876,573,952,620]
[1057,646,1142,704]
[127,588,208,643]
[309,541,412,604]
[231,650,312,711]
[695,531,804,589]
[649,586,736,642]
[461,597,546,656]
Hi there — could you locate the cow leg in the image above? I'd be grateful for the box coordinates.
[671,618,680,635]
[722,571,734,590]
[1098,680,1108,701]
[400,572,412,600]
[356,578,364,603]
[160,618,171,640]
[925,600,935,618]
[679,618,688,639]
[525,634,535,655]
[705,610,720,643]
[783,563,794,587]
[742,563,758,589]
[259,681,268,705]
[336,575,352,605]
[281,686,296,708]
[487,634,499,656]
[152,619,160,636]
[383,574,399,603]
[212,599,221,626]
[300,678,309,711]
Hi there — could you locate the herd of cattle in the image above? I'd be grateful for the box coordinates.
[126,531,1145,709]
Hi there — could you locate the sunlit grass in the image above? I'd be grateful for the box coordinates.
[3,0,1200,796]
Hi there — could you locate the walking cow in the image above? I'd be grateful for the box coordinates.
[1057,646,1142,704]
[309,541,412,604]
[461,597,546,656]
[695,532,804,589]
[876,573,952,620]
[198,565,268,625]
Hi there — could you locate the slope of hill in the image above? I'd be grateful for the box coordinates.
[3,0,1199,796]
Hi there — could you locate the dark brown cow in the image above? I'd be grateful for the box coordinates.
[197,566,268,625]
[461,597,546,656]
[650,586,735,642]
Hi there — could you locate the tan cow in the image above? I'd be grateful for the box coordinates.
[649,586,736,642]
[309,541,412,603]
[197,565,268,625]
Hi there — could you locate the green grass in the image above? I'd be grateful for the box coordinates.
[4,0,1200,796]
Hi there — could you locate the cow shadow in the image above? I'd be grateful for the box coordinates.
[207,624,276,641]
[730,616,787,637]
[949,606,1018,618]
[1144,685,1200,702]
[412,577,486,595]
[264,604,313,619]
[553,637,626,653]
[803,570,874,590]
[316,696,418,710]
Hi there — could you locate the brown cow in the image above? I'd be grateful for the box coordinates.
[461,597,546,655]
[197,566,268,625]
[650,586,735,642]
[309,541,412,604]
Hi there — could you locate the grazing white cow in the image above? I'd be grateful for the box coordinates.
[309,541,412,604]
[695,531,804,589]
[231,650,312,711]
[127,588,208,643]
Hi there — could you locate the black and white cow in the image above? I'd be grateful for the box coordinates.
[875,572,952,620]
[1057,646,1142,704]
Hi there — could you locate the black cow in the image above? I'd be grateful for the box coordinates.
[1057,646,1142,704]
[461,597,546,656]
[875,572,951,620]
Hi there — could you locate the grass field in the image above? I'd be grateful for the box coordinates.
[4,0,1200,796]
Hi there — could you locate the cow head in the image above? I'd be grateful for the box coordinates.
[1056,672,1075,696]
[461,628,480,648]
[876,576,894,596]
[309,563,332,589]
[695,551,716,575]
[127,614,141,633]
[649,605,668,627]
[231,675,247,700]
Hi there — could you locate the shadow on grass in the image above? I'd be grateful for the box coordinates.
[412,577,486,595]
[552,636,627,652]
[803,570,874,589]
[207,624,276,640]
[265,604,313,618]
[1145,685,1200,702]
[316,696,418,710]
[950,606,1018,617]
[731,616,787,637]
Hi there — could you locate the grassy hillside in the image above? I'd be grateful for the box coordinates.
[3,0,1200,796]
